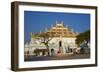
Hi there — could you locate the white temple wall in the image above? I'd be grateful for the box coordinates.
[24,37,77,55]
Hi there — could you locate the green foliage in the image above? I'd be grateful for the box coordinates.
[76,30,90,46]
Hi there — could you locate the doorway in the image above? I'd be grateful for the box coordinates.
[59,41,62,47]
[51,49,54,56]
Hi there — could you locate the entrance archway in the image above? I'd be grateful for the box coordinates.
[51,49,55,56]
[59,41,62,47]
[58,41,63,53]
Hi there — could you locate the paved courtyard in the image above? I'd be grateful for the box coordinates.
[24,53,90,61]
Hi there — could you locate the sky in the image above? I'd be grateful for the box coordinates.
[24,11,90,43]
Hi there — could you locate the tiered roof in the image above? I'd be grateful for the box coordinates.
[46,22,78,37]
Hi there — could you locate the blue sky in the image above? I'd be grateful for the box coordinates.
[24,11,90,42]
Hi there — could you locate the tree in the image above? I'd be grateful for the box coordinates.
[39,32,52,56]
[75,30,90,46]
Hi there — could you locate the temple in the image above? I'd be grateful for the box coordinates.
[24,21,78,56]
